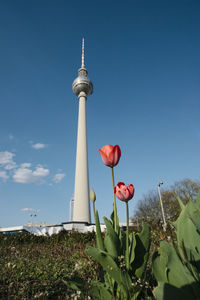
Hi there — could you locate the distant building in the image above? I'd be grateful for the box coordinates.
[0,226,28,234]
[0,222,106,235]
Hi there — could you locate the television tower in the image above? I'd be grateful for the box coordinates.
[72,38,93,223]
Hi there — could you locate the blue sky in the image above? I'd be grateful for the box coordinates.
[0,0,200,227]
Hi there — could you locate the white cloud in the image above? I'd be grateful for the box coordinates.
[21,163,32,168]
[53,173,66,183]
[21,208,34,212]
[0,151,15,166]
[32,143,46,150]
[4,162,17,170]
[21,208,40,213]
[0,150,53,185]
[33,167,49,177]
[13,168,33,184]
[0,171,9,181]
[13,165,50,184]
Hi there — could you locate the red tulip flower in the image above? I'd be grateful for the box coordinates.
[98,145,121,168]
[114,182,135,202]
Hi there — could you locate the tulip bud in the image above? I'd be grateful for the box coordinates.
[90,188,96,203]
[7,262,11,269]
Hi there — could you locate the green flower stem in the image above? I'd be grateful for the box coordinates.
[126,201,130,270]
[93,202,96,223]
[111,167,117,232]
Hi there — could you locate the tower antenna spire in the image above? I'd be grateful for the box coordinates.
[81,37,85,68]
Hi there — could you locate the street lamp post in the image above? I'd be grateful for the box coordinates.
[30,214,37,233]
[157,181,167,231]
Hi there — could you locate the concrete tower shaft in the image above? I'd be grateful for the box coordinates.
[72,38,92,223]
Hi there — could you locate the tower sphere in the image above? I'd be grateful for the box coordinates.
[72,67,93,97]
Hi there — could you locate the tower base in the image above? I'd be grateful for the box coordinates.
[62,221,96,233]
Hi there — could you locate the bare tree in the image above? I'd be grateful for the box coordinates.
[133,179,200,224]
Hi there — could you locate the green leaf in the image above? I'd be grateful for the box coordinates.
[133,221,150,279]
[131,290,141,300]
[104,234,118,258]
[86,246,131,296]
[153,195,200,299]
[110,210,114,225]
[62,277,83,290]
[186,195,200,234]
[129,232,136,265]
[89,281,112,300]
[176,195,185,210]
[152,247,168,283]
[104,217,121,258]
[95,210,104,251]
[153,241,198,298]
[104,273,115,295]
[110,210,120,235]
[174,198,200,261]
[154,282,189,300]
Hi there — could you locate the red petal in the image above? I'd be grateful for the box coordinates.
[101,145,114,157]
[113,145,121,166]
[128,184,135,197]
[117,182,125,188]
[98,148,111,166]
[116,189,126,201]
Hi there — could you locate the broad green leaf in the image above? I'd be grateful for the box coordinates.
[86,246,131,295]
[176,195,185,210]
[110,211,114,225]
[95,210,104,251]
[104,217,121,258]
[154,282,189,300]
[89,281,112,300]
[153,241,196,293]
[131,290,140,300]
[187,196,200,234]
[175,199,200,260]
[62,277,83,290]
[152,247,168,283]
[133,221,150,279]
[186,247,200,281]
[104,234,118,258]
[196,191,200,202]
[104,273,115,295]
[129,232,136,265]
